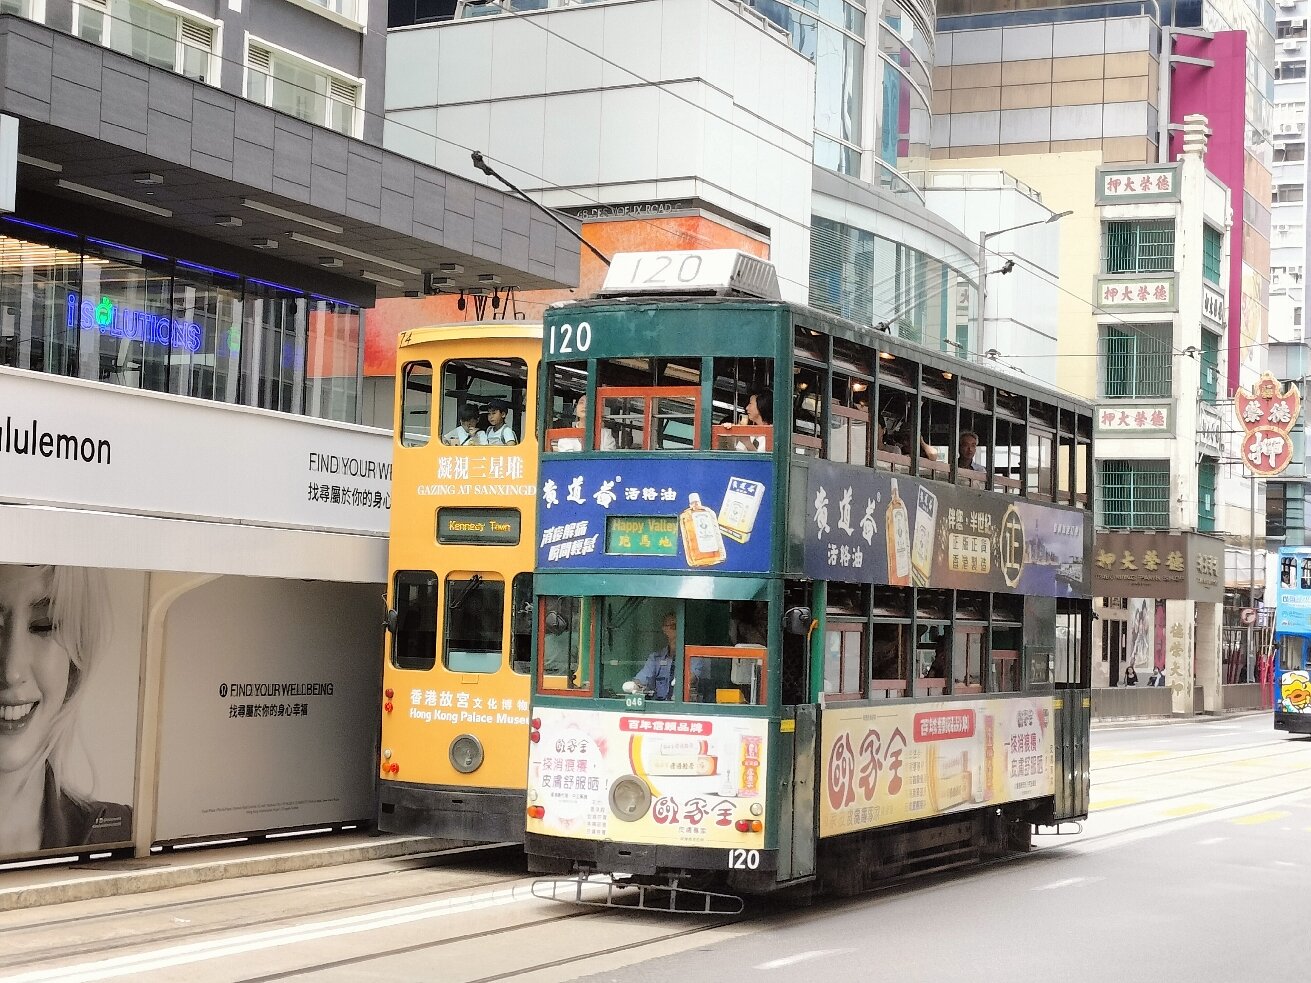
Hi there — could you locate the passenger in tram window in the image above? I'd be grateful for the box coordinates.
[483,398,517,445]
[730,601,768,647]
[443,405,485,446]
[559,395,617,452]
[629,611,678,700]
[958,430,979,470]
[0,565,131,855]
[718,387,773,451]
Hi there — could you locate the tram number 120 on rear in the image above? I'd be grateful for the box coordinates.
[728,849,760,870]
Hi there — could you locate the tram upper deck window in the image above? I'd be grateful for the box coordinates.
[539,594,590,693]
[992,390,1026,495]
[830,373,871,466]
[545,361,587,451]
[956,379,990,487]
[440,357,528,447]
[399,361,432,447]
[1057,409,1078,505]
[792,363,824,457]
[1028,401,1057,500]
[1076,413,1093,510]
[920,367,955,477]
[443,573,505,673]
[391,570,438,670]
[711,357,774,452]
[593,356,702,450]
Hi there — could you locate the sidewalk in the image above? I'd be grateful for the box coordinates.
[0,831,455,913]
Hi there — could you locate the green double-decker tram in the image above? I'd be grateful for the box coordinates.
[525,251,1094,911]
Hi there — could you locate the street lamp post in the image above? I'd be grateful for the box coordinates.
[977,209,1073,357]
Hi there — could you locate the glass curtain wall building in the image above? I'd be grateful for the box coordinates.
[0,219,363,423]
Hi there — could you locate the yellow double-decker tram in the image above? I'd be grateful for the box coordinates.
[378,321,541,843]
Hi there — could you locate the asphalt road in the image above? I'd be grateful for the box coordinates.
[0,712,1304,983]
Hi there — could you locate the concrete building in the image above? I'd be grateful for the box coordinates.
[0,1,578,864]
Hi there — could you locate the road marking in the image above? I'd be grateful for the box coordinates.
[0,884,545,983]
[1196,837,1227,845]
[1033,877,1086,891]
[1231,810,1291,826]
[756,950,852,970]
[1163,804,1213,818]
[1090,797,1140,810]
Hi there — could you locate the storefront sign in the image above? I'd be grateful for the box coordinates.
[437,507,520,545]
[1092,531,1224,602]
[538,457,773,573]
[1202,283,1225,326]
[527,707,771,853]
[67,291,204,353]
[1235,371,1301,476]
[802,460,1090,599]
[1096,164,1180,202]
[1095,403,1171,434]
[819,697,1055,837]
[1096,275,1177,310]
[1197,402,1223,457]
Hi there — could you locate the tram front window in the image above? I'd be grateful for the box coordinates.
[444,573,504,673]
[600,598,679,699]
[539,594,588,690]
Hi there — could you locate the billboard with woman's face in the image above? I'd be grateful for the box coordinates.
[0,564,143,860]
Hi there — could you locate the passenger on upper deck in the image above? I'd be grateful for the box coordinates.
[483,398,517,445]
[716,388,773,451]
[443,405,485,446]
[557,395,617,452]
[878,398,938,461]
[958,430,979,471]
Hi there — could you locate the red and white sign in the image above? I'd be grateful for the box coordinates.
[1235,372,1302,477]
[1102,170,1175,198]
[1097,405,1170,432]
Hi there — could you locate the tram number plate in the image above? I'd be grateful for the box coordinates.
[727,849,760,870]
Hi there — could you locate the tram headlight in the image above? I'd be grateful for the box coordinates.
[608,775,652,822]
[449,734,485,774]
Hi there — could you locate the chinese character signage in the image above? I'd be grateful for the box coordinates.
[1096,275,1177,311]
[1095,164,1180,203]
[1095,403,1171,434]
[819,697,1054,837]
[526,707,771,852]
[1197,402,1223,457]
[1274,546,1311,636]
[802,460,1090,598]
[1202,283,1225,326]
[537,457,773,573]
[1092,532,1224,603]
[1235,371,1301,477]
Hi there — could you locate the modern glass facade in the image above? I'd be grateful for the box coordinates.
[0,219,363,423]
[809,215,976,354]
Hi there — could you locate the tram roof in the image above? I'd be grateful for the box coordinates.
[547,295,1094,416]
[398,321,543,349]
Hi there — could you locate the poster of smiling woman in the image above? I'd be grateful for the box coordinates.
[0,564,144,860]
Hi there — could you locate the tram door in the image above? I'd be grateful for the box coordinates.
[775,583,817,881]
[1049,600,1091,822]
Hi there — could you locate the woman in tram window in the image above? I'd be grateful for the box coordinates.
[0,564,131,856]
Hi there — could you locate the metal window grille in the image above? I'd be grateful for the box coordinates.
[1103,220,1176,273]
[1200,330,1220,402]
[1100,325,1172,397]
[1197,460,1216,532]
[1099,460,1170,529]
[1202,225,1223,284]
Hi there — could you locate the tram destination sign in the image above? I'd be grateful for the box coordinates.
[801,460,1091,599]
[538,456,773,573]
[437,507,521,545]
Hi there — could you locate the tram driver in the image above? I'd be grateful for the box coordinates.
[625,611,679,700]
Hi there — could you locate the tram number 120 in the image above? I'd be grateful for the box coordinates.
[548,321,592,355]
[727,848,760,870]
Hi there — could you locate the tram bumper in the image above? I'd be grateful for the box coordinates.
[380,781,526,843]
[526,831,777,878]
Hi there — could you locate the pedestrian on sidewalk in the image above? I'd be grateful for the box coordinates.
[1124,664,1139,686]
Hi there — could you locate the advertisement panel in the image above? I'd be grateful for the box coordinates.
[0,367,390,535]
[1278,670,1311,716]
[153,578,379,841]
[1092,532,1224,603]
[527,707,770,852]
[802,461,1089,598]
[537,457,773,573]
[0,564,144,861]
[819,697,1055,838]
[1274,546,1311,636]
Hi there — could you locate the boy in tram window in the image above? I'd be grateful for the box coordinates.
[483,398,517,445]
[443,405,485,446]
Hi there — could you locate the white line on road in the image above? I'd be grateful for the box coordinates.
[1033,877,1088,891]
[1196,837,1227,845]
[0,884,546,983]
[756,950,852,970]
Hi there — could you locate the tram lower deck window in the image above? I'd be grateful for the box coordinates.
[391,570,439,670]
[444,573,504,673]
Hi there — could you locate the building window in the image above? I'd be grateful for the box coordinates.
[1275,142,1306,162]
[1200,329,1220,402]
[1103,220,1175,273]
[1099,460,1170,529]
[246,42,361,137]
[75,0,217,83]
[1274,184,1306,204]
[1267,481,1306,539]
[1197,459,1216,532]
[1202,224,1223,284]
[1100,325,1172,398]
[1277,61,1308,80]
[305,0,361,22]
[1278,19,1308,39]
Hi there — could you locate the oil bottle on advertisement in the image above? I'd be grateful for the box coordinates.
[718,477,765,544]
[680,493,727,567]
[719,726,762,797]
[910,484,939,587]
[885,479,911,585]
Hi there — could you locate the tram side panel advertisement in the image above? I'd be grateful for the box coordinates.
[1274,546,1311,716]
[802,460,1090,598]
[0,564,145,861]
[537,457,773,573]
[820,697,1056,837]
[153,577,380,841]
[528,707,771,853]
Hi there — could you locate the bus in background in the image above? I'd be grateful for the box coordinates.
[379,322,540,843]
[1273,545,1311,733]
[526,251,1094,910]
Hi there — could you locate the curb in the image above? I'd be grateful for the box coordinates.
[0,835,455,913]
[1092,709,1269,730]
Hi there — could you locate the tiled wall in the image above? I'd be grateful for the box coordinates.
[931,17,1159,164]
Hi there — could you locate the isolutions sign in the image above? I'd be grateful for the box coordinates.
[67,291,204,354]
[802,460,1091,599]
